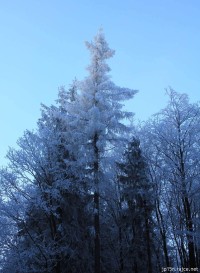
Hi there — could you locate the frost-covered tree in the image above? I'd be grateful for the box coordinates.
[68,30,137,273]
[139,88,200,268]
[0,87,93,273]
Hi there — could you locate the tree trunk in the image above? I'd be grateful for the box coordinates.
[94,192,101,273]
[183,196,196,268]
[94,133,101,273]
[144,205,152,273]
[155,200,170,267]
[119,225,124,273]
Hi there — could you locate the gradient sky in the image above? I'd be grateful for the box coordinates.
[0,0,200,165]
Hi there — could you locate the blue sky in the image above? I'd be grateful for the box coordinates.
[0,0,200,165]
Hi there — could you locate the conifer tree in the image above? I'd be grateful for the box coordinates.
[118,137,155,273]
[70,30,136,273]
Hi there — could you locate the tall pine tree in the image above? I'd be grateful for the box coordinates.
[69,30,137,273]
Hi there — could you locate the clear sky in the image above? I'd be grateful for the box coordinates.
[0,0,200,165]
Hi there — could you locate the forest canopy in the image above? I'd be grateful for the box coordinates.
[0,31,200,273]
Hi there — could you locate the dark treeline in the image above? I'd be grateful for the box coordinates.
[1,31,200,273]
